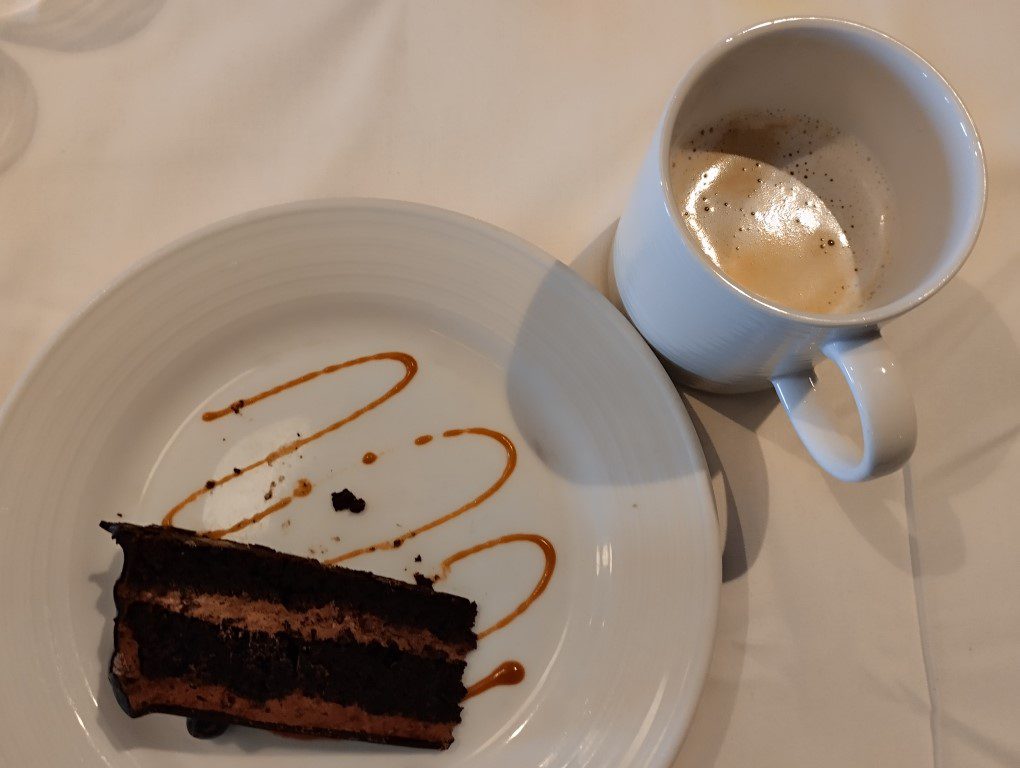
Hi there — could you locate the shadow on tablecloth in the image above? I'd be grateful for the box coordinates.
[822,274,1019,576]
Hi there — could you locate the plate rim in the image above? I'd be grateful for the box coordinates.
[0,197,720,766]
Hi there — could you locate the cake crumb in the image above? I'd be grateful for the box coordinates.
[205,480,215,490]
[229,399,244,415]
[264,480,277,501]
[393,539,403,548]
[331,536,341,543]
[116,513,124,518]
[414,554,422,563]
[281,519,291,529]
[233,467,241,475]
[331,488,366,514]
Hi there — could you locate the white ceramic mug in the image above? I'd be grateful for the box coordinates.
[612,17,985,482]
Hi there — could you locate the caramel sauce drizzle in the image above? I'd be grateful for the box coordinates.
[160,352,547,701]
[203,496,293,540]
[437,534,555,639]
[201,353,415,422]
[463,660,525,701]
[324,428,516,565]
[161,352,416,528]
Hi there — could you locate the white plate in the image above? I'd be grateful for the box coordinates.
[0,200,718,767]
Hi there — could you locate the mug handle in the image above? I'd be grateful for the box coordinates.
[771,332,916,482]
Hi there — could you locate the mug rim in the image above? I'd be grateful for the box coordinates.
[657,16,987,329]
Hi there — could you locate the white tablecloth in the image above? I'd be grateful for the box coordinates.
[0,2,1016,766]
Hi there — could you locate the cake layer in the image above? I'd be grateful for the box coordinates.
[129,589,467,660]
[120,599,467,724]
[120,677,456,749]
[103,522,476,646]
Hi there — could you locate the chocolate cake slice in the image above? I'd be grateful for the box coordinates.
[100,522,477,749]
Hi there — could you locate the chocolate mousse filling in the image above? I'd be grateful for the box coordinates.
[109,523,474,646]
[122,603,466,722]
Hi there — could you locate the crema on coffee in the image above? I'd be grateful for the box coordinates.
[670,112,892,314]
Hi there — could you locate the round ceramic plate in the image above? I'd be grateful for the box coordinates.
[0,200,718,767]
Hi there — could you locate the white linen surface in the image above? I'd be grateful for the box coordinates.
[0,2,1016,765]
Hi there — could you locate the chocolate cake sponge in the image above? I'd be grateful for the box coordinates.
[100,522,477,749]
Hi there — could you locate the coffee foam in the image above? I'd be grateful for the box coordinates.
[670,111,892,314]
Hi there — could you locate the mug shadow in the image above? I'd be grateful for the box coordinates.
[665,385,772,765]
[818,459,918,572]
[680,387,774,582]
[565,222,774,766]
[819,274,1019,576]
[566,219,774,577]
[505,259,694,485]
[897,273,1019,574]
[569,220,618,298]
